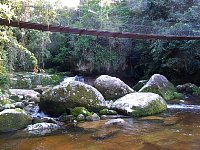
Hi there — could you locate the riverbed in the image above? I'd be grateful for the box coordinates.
[0,102,200,150]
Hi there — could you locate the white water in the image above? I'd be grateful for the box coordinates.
[167,104,200,110]
[60,75,84,85]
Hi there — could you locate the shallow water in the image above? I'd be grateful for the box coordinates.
[1,103,200,150]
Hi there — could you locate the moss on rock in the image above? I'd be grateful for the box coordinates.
[40,81,106,115]
[139,74,177,101]
[0,109,32,132]
[112,92,167,117]
[71,107,92,117]
[99,109,117,115]
[176,83,200,96]
[131,98,167,117]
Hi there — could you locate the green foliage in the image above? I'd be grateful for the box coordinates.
[131,39,200,83]
[1,0,200,86]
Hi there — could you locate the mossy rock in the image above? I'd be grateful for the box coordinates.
[131,98,167,117]
[99,109,117,115]
[40,81,106,115]
[71,107,92,117]
[0,109,32,132]
[86,113,100,121]
[139,74,177,101]
[112,92,167,117]
[176,83,200,96]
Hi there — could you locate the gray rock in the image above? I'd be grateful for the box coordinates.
[105,118,126,125]
[139,74,177,101]
[0,109,32,132]
[26,123,60,135]
[86,113,100,121]
[100,115,129,120]
[40,81,106,115]
[34,86,52,94]
[9,89,40,103]
[14,102,25,109]
[176,83,200,96]
[77,114,85,121]
[112,92,167,117]
[58,114,74,122]
[94,75,134,100]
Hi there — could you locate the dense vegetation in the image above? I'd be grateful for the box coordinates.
[1,0,200,88]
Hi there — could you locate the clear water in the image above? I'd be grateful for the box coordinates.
[1,103,200,150]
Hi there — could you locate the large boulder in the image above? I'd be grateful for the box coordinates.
[139,74,179,101]
[40,81,106,115]
[111,92,167,117]
[94,75,134,100]
[0,108,32,132]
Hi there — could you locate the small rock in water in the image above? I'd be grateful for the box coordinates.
[105,118,126,126]
[26,123,60,135]
[77,114,85,121]
[86,113,100,121]
[14,102,25,109]
[59,114,74,122]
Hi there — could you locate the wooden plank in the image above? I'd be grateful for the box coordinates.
[0,19,200,40]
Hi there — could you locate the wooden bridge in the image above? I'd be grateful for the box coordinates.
[1,18,200,40]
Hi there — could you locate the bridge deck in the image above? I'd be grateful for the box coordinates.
[1,19,200,40]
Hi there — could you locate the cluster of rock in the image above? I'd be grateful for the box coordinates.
[1,73,199,134]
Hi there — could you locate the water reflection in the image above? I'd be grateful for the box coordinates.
[1,104,200,150]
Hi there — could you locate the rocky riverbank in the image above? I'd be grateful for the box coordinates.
[0,72,200,135]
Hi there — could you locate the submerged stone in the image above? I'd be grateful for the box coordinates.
[94,75,134,100]
[105,118,126,125]
[140,116,164,121]
[139,74,180,101]
[0,109,32,132]
[112,92,167,117]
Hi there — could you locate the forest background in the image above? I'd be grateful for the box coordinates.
[1,0,200,88]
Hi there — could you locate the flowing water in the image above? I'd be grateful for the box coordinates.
[1,102,200,150]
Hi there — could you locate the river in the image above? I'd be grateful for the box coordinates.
[3,74,200,150]
[0,102,200,150]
